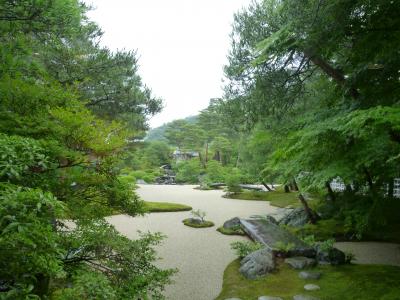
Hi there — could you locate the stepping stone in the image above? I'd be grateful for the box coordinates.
[304,283,320,291]
[285,256,316,269]
[259,296,283,300]
[298,271,322,280]
[293,295,320,300]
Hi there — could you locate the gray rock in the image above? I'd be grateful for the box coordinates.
[186,218,202,225]
[293,296,320,300]
[315,245,345,265]
[265,215,278,225]
[240,219,315,258]
[298,271,322,280]
[285,257,316,269]
[136,179,146,184]
[279,207,310,227]
[304,284,320,291]
[239,248,275,279]
[224,298,242,300]
[258,296,283,300]
[223,217,241,229]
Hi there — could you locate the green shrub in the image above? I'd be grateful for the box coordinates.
[174,160,202,183]
[225,168,242,193]
[204,160,226,183]
[230,241,263,258]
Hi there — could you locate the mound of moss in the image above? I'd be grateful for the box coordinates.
[216,259,400,300]
[217,226,246,236]
[143,201,192,213]
[224,188,301,209]
[182,218,214,228]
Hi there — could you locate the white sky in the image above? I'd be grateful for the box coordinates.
[84,0,251,128]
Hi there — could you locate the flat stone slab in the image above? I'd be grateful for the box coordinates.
[259,296,283,300]
[285,257,316,269]
[240,219,315,257]
[304,283,320,291]
[293,295,320,300]
[298,271,322,280]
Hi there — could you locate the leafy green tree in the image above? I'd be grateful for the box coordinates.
[0,0,172,298]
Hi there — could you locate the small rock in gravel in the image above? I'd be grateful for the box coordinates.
[285,256,316,269]
[258,296,283,300]
[293,295,320,300]
[298,271,322,280]
[304,283,321,291]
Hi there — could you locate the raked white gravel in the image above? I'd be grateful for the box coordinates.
[107,184,279,300]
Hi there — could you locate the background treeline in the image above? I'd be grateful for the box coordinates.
[0,1,174,299]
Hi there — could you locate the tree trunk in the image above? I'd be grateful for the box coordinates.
[262,181,272,191]
[291,179,299,191]
[34,273,50,297]
[284,184,290,193]
[298,193,318,224]
[326,181,336,202]
[303,49,359,99]
[205,142,209,163]
[388,178,394,199]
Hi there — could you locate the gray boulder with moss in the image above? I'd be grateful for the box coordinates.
[239,247,275,279]
[223,217,241,229]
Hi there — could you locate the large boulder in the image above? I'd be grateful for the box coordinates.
[285,257,316,269]
[240,219,315,258]
[279,207,310,227]
[239,248,275,279]
[315,244,346,265]
[223,217,241,229]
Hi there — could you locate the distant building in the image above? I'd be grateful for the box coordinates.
[172,149,199,162]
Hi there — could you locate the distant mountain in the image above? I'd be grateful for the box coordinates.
[145,115,198,141]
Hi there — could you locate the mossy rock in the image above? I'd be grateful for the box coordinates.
[182,218,215,228]
[217,226,246,236]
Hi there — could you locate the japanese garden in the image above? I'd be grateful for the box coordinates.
[1,0,400,299]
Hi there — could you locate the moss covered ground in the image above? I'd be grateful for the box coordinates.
[216,259,400,300]
[182,218,214,228]
[225,188,301,208]
[143,201,192,213]
[216,226,246,236]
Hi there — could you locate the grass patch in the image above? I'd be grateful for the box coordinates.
[143,201,192,213]
[182,218,214,228]
[217,226,246,236]
[225,188,301,208]
[216,259,400,300]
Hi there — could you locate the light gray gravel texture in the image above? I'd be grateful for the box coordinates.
[107,184,279,300]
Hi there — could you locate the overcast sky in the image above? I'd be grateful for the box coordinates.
[84,0,251,128]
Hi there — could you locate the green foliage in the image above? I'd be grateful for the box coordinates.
[217,226,246,236]
[174,160,202,183]
[204,160,226,183]
[224,168,242,193]
[230,241,263,259]
[273,241,295,253]
[0,1,172,298]
[191,209,207,222]
[0,185,65,296]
